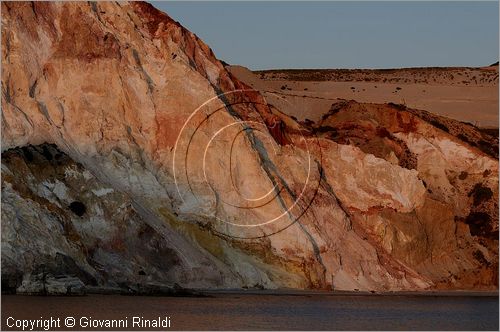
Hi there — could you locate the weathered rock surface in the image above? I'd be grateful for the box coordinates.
[17,273,86,296]
[309,101,499,289]
[1,1,497,293]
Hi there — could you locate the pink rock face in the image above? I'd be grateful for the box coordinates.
[1,1,497,292]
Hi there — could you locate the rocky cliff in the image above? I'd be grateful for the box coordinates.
[1,1,498,294]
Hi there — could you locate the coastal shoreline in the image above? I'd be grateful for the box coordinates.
[3,288,498,298]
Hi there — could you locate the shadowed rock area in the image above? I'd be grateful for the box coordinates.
[1,1,498,293]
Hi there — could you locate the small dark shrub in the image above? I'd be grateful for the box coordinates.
[41,145,53,161]
[376,127,391,138]
[465,212,495,239]
[388,102,407,111]
[21,147,34,162]
[472,250,489,266]
[316,126,337,134]
[478,128,499,138]
[429,120,449,133]
[477,140,498,158]
[468,183,493,206]
[69,201,86,217]
[456,134,476,146]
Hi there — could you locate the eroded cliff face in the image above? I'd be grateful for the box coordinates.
[311,101,499,289]
[1,1,497,294]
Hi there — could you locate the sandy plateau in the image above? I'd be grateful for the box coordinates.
[229,65,499,128]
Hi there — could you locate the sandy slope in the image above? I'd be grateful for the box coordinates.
[228,65,499,128]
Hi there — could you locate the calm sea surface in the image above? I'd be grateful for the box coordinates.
[1,293,498,330]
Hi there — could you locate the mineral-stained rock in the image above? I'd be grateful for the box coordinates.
[1,1,497,292]
[17,274,86,296]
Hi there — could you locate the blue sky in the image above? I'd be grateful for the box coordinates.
[151,1,499,70]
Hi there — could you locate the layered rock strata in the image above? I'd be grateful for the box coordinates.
[1,2,497,293]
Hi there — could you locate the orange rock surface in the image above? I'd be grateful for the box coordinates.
[1,2,497,293]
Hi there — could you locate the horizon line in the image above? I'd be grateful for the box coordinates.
[231,62,499,71]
